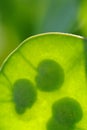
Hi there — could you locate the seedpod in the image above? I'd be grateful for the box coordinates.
[0,33,86,130]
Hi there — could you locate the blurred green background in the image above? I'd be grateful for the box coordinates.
[0,0,87,65]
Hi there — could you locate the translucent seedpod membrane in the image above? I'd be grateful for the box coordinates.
[0,33,87,130]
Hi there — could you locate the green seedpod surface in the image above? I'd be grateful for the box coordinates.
[0,32,87,130]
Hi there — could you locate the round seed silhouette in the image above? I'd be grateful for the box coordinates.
[36,59,64,92]
[13,79,37,114]
[52,97,83,126]
[15,104,26,114]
